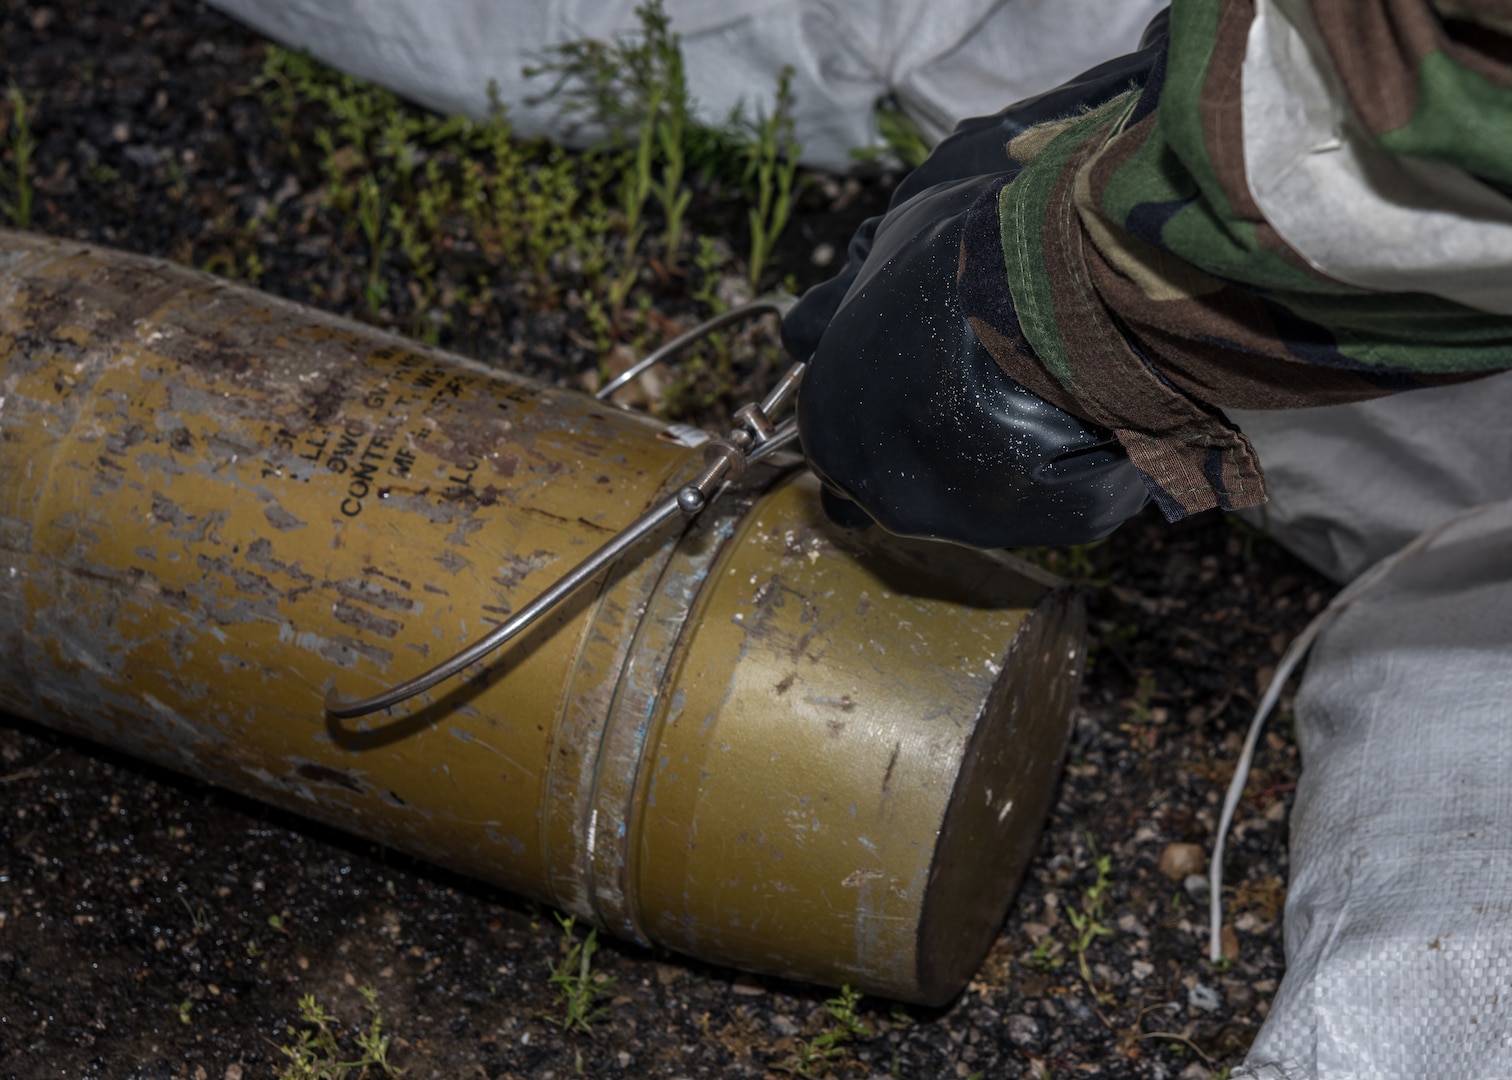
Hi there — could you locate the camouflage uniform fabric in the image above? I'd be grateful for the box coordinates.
[959,0,1512,520]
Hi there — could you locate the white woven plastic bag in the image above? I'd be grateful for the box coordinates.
[203,0,1163,171]
[1237,496,1512,1078]
[1229,374,1512,1078]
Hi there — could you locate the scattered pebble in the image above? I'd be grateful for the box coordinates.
[1004,1014,1040,1047]
[1221,925,1241,961]
[1160,842,1207,881]
[730,975,765,996]
[1188,983,1223,1013]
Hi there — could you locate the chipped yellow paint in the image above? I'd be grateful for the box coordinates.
[0,230,1084,1003]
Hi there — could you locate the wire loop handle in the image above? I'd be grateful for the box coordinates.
[593,293,797,403]
[326,300,803,719]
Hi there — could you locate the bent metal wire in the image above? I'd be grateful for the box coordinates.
[325,296,804,719]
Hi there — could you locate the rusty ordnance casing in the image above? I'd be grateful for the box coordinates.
[0,230,1084,1005]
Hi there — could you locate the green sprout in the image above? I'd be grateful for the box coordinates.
[1,82,38,230]
[274,987,403,1080]
[776,985,872,1077]
[548,913,615,1034]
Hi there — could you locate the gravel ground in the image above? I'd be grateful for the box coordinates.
[1,3,1334,1077]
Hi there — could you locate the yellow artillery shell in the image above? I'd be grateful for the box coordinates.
[0,229,1084,1004]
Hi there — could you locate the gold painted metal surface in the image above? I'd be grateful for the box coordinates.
[0,229,1085,1003]
[632,487,1084,1002]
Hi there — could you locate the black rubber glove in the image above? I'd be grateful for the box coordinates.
[794,173,1146,548]
[784,14,1167,548]
[781,10,1168,365]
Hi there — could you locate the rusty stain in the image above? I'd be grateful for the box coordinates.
[493,550,555,591]
[334,578,416,614]
[774,673,795,695]
[808,694,856,711]
[195,553,282,600]
[360,565,412,590]
[305,379,348,425]
[292,761,366,794]
[244,537,314,585]
[331,600,402,639]
[881,742,901,793]
[262,502,306,531]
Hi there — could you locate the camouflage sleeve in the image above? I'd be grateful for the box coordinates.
[959,0,1512,520]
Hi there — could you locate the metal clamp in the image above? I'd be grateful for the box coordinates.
[326,299,804,719]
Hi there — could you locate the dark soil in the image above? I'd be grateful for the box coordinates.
[0,3,1332,1078]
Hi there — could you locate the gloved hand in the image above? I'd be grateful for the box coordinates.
[792,173,1146,548]
[783,16,1167,549]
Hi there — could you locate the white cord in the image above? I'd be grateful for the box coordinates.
[1207,503,1497,962]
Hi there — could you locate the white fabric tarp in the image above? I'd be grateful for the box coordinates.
[1228,371,1512,586]
[204,0,1165,172]
[1229,375,1512,1078]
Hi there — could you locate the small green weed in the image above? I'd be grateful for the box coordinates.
[1021,935,1064,972]
[775,985,872,1077]
[1,82,38,230]
[83,159,120,186]
[1118,671,1165,751]
[177,894,209,935]
[1012,540,1110,586]
[741,66,801,288]
[531,0,803,291]
[274,987,403,1080]
[234,5,804,422]
[532,0,698,304]
[548,913,615,1034]
[525,0,739,178]
[852,98,933,169]
[1065,835,1115,1002]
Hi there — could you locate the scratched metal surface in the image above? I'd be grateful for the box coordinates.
[0,229,696,908]
[0,229,1085,1004]
[634,482,1084,1002]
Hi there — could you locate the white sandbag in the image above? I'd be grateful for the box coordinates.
[1227,368,1512,583]
[204,0,1165,171]
[1235,496,1512,1079]
[1224,372,1512,1077]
